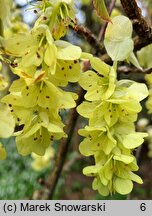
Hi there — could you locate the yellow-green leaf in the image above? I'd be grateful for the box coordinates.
[114,177,133,195]
[93,0,111,22]
[104,15,133,61]
[0,103,15,138]
[0,143,6,160]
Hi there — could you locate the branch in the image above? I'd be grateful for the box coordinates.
[33,88,85,200]
[134,35,152,52]
[118,66,152,74]
[72,24,151,63]
[72,0,152,58]
[120,0,152,46]
[70,24,105,54]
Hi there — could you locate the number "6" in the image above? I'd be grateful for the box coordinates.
[140,203,146,211]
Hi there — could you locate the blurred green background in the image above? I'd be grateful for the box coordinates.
[0,136,151,200]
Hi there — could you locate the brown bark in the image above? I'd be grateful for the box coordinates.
[120,0,152,47]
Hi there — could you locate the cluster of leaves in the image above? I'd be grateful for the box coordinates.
[77,56,148,195]
[0,0,82,157]
[77,16,148,196]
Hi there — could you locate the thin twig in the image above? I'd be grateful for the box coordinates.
[72,24,152,62]
[98,0,116,41]
[134,35,152,52]
[136,145,143,164]
[118,66,152,74]
[71,24,105,54]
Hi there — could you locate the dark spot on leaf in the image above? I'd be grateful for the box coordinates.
[50,135,54,141]
[69,65,72,69]
[34,137,38,141]
[36,52,40,58]
[33,110,38,115]
[88,134,92,140]
[10,62,18,68]
[43,16,47,20]
[62,67,65,70]
[26,86,29,90]
[14,124,24,132]
[46,96,50,99]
